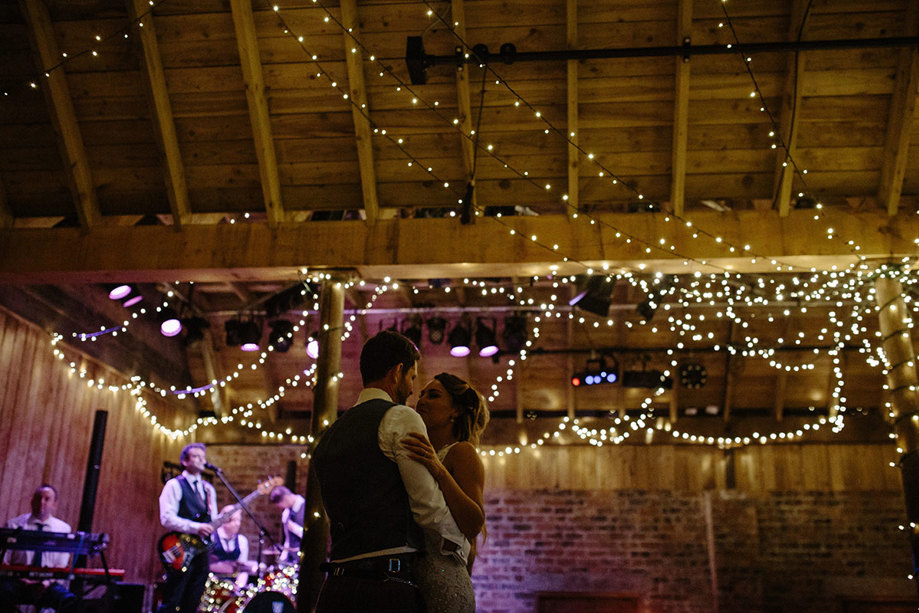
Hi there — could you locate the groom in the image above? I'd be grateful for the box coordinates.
[311,330,469,612]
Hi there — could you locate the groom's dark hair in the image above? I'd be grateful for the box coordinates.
[360,330,420,385]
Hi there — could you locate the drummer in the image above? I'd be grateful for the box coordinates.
[268,486,304,566]
[208,506,257,588]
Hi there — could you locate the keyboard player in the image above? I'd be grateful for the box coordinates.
[1,484,76,611]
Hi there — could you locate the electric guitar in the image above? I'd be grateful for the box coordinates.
[157,476,282,572]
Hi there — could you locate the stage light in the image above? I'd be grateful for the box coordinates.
[622,370,673,389]
[225,319,242,347]
[679,362,708,388]
[108,284,133,301]
[306,332,319,359]
[475,318,499,357]
[570,354,619,387]
[122,293,143,308]
[159,308,182,337]
[402,315,423,348]
[269,320,294,353]
[569,275,614,317]
[502,315,528,353]
[427,317,447,344]
[182,317,210,346]
[636,297,657,321]
[448,321,471,357]
[238,320,262,352]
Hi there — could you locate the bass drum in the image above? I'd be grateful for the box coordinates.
[228,591,296,613]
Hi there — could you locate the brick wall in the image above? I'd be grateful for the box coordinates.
[472,490,915,613]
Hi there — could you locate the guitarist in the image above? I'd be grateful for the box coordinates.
[157,443,217,613]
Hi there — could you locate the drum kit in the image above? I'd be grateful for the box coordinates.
[200,547,298,613]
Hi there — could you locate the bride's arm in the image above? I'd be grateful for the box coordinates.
[402,434,485,542]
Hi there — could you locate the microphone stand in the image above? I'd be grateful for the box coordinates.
[210,468,278,577]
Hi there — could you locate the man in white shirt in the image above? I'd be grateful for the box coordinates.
[157,443,218,613]
[311,330,469,612]
[268,486,305,566]
[1,484,76,611]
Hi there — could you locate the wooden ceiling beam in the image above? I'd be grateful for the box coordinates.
[669,0,692,217]
[19,0,100,230]
[566,0,579,220]
[229,0,284,228]
[340,0,383,225]
[878,1,919,216]
[0,209,916,283]
[128,0,191,229]
[452,0,477,217]
[774,0,808,217]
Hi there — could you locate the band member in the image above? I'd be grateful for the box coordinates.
[158,443,218,613]
[1,484,76,612]
[209,506,257,588]
[268,486,305,565]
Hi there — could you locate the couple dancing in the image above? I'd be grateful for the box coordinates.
[312,330,489,612]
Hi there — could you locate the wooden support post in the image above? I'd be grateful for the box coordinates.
[298,278,344,612]
[20,0,100,229]
[566,0,579,219]
[670,0,692,217]
[670,370,680,423]
[722,321,735,422]
[878,0,919,216]
[128,0,191,228]
[774,0,808,217]
[452,0,477,218]
[875,275,919,597]
[229,0,285,227]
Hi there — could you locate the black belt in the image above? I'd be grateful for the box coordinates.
[321,553,418,582]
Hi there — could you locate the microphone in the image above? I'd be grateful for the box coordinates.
[205,462,222,472]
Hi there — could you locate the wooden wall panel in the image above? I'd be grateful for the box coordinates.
[485,442,898,494]
[0,306,185,584]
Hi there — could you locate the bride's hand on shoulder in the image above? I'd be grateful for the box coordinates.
[401,432,446,480]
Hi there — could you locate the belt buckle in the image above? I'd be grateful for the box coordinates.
[386,557,401,573]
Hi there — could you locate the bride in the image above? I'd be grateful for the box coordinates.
[402,372,490,613]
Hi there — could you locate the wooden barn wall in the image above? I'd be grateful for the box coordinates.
[0,306,185,584]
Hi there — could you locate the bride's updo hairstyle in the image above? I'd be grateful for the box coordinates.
[434,372,490,447]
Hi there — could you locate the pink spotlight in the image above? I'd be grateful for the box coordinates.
[307,337,319,359]
[160,318,182,337]
[122,295,143,308]
[108,285,132,300]
[450,345,471,358]
[478,345,499,358]
[241,342,260,352]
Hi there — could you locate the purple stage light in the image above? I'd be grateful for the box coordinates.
[478,345,499,358]
[241,341,260,352]
[122,294,143,308]
[108,284,132,300]
[307,336,319,359]
[450,345,471,358]
[160,318,182,337]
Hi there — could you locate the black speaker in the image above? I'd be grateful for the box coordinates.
[75,582,143,613]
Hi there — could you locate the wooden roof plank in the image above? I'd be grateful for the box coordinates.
[669,0,692,217]
[878,0,919,216]
[19,0,100,230]
[340,0,383,225]
[229,0,285,227]
[566,0,579,219]
[774,0,808,217]
[128,0,191,229]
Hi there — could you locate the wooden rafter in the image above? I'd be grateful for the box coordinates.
[878,0,919,216]
[229,0,284,227]
[340,0,382,225]
[669,0,692,217]
[774,0,808,217]
[452,0,477,217]
[128,0,191,229]
[1,209,918,283]
[19,0,100,230]
[566,0,579,219]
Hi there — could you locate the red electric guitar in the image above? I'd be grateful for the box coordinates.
[157,476,282,572]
